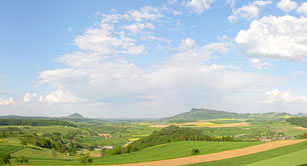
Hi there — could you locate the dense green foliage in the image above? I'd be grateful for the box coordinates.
[16,155,29,164]
[0,119,75,127]
[286,117,307,128]
[191,149,200,155]
[125,126,235,153]
[0,152,11,165]
[77,153,92,163]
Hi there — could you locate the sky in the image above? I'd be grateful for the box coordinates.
[1,0,307,118]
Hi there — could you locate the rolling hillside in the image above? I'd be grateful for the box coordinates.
[162,108,297,122]
[162,108,248,122]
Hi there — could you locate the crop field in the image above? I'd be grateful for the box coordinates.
[0,145,23,154]
[92,141,261,165]
[187,140,307,166]
[12,146,72,160]
[244,148,307,166]
[84,136,128,146]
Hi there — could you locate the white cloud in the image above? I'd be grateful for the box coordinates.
[184,0,216,14]
[37,37,280,117]
[297,2,307,16]
[235,15,307,61]
[141,36,172,44]
[228,0,272,22]
[250,0,272,6]
[24,93,41,103]
[122,23,154,34]
[181,38,195,48]
[250,58,272,70]
[24,91,79,103]
[67,26,72,32]
[261,89,307,104]
[128,6,163,22]
[277,0,298,12]
[0,97,15,105]
[75,28,145,55]
[226,0,236,7]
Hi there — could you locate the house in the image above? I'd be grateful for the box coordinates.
[97,133,112,138]
[102,145,114,149]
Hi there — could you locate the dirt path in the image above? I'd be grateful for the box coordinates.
[103,139,306,166]
[294,126,307,130]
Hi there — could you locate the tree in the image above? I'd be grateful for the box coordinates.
[77,153,92,163]
[20,139,27,146]
[16,155,29,165]
[51,150,57,160]
[0,152,11,165]
[191,149,200,155]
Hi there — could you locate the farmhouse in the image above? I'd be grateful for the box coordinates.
[97,133,112,138]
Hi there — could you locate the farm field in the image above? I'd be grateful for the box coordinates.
[11,146,72,160]
[244,148,307,166]
[187,140,307,166]
[92,141,261,165]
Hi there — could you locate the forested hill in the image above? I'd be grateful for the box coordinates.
[0,119,75,127]
[162,108,248,122]
[286,117,307,128]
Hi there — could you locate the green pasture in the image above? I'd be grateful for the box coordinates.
[187,141,307,166]
[92,141,261,165]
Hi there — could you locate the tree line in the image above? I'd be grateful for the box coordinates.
[0,119,75,127]
[286,117,307,128]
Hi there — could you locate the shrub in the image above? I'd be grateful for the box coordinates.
[16,155,29,164]
[77,153,92,163]
[191,149,200,155]
[0,152,11,165]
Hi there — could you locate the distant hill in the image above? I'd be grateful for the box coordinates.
[65,113,84,118]
[248,112,294,120]
[162,108,249,122]
[161,108,299,122]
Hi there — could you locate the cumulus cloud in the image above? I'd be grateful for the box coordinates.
[184,0,216,14]
[297,2,307,16]
[226,0,236,7]
[235,15,307,61]
[277,0,298,12]
[0,97,15,105]
[261,89,307,104]
[228,0,272,22]
[122,23,154,34]
[24,91,79,103]
[250,58,272,70]
[36,36,280,117]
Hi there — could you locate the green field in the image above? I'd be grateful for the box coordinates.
[244,148,307,166]
[92,141,261,165]
[12,146,72,160]
[0,145,23,154]
[84,136,128,146]
[187,141,307,166]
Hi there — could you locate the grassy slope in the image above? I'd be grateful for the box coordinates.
[11,146,72,160]
[0,145,23,154]
[84,137,127,147]
[186,141,307,166]
[244,148,307,166]
[92,141,261,165]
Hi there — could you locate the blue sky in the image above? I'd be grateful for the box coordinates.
[1,0,307,118]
